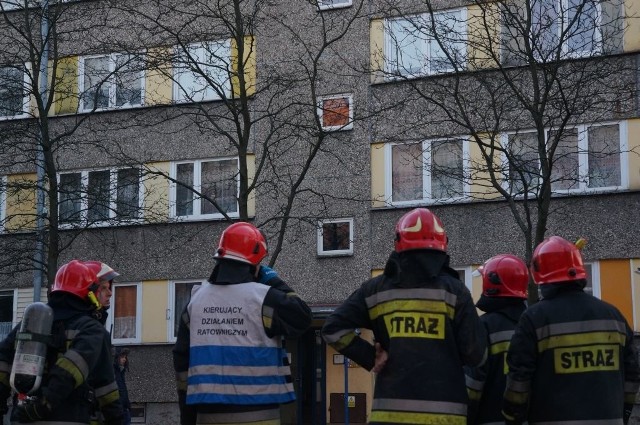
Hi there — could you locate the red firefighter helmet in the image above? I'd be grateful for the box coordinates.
[214,222,268,266]
[394,208,447,253]
[84,261,120,282]
[52,260,99,299]
[531,236,587,285]
[477,254,528,298]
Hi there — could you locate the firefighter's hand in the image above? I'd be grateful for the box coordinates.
[372,342,388,373]
[15,399,51,423]
[258,266,278,284]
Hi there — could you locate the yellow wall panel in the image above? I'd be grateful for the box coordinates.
[145,47,173,106]
[231,36,257,98]
[16,287,48,322]
[624,0,640,52]
[470,264,483,302]
[143,162,170,222]
[631,259,640,332]
[371,143,386,208]
[53,56,79,115]
[599,259,633,326]
[467,4,500,70]
[370,19,385,84]
[627,119,640,190]
[469,133,504,200]
[5,174,37,231]
[141,280,168,343]
[324,331,374,421]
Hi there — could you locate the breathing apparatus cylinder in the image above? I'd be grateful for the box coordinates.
[10,302,54,395]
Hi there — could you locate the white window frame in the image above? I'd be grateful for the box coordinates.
[107,282,142,345]
[317,218,354,257]
[317,0,352,11]
[57,167,144,227]
[454,266,473,292]
[0,64,30,120]
[385,138,470,206]
[584,261,601,299]
[1,0,68,9]
[169,157,240,221]
[502,121,628,196]
[173,40,231,103]
[384,8,467,81]
[167,280,203,342]
[317,93,354,132]
[79,53,145,112]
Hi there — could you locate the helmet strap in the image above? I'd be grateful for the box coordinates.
[87,291,102,310]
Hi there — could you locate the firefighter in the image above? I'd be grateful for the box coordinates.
[464,254,528,424]
[503,236,640,424]
[0,260,124,424]
[322,208,487,425]
[85,261,119,326]
[172,221,312,425]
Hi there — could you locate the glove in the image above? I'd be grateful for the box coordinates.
[14,398,51,423]
[258,266,278,284]
[623,403,633,425]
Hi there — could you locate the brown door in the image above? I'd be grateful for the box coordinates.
[329,393,366,423]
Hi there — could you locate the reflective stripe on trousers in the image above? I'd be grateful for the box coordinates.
[371,398,466,424]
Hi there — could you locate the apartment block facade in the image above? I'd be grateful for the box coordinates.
[1,0,639,423]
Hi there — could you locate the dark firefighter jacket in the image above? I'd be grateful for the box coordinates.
[172,260,312,425]
[0,292,124,425]
[504,283,640,424]
[321,250,487,425]
[464,296,527,425]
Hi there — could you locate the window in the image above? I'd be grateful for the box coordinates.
[0,66,28,119]
[317,218,354,256]
[384,9,466,80]
[173,40,231,103]
[168,280,200,341]
[170,158,239,220]
[108,283,141,344]
[454,267,473,292]
[386,138,469,205]
[317,94,353,131]
[504,132,541,195]
[0,290,15,341]
[79,53,144,111]
[317,0,351,11]
[584,262,600,298]
[1,0,50,9]
[504,122,626,195]
[531,0,601,60]
[1,0,21,10]
[58,167,142,225]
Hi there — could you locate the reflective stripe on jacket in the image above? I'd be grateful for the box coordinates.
[465,303,525,425]
[504,288,640,423]
[322,255,487,425]
[186,282,295,405]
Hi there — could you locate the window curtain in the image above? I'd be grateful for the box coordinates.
[114,285,137,339]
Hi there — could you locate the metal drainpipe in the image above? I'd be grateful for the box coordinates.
[33,0,49,302]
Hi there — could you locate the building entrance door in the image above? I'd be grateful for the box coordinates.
[282,328,326,425]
